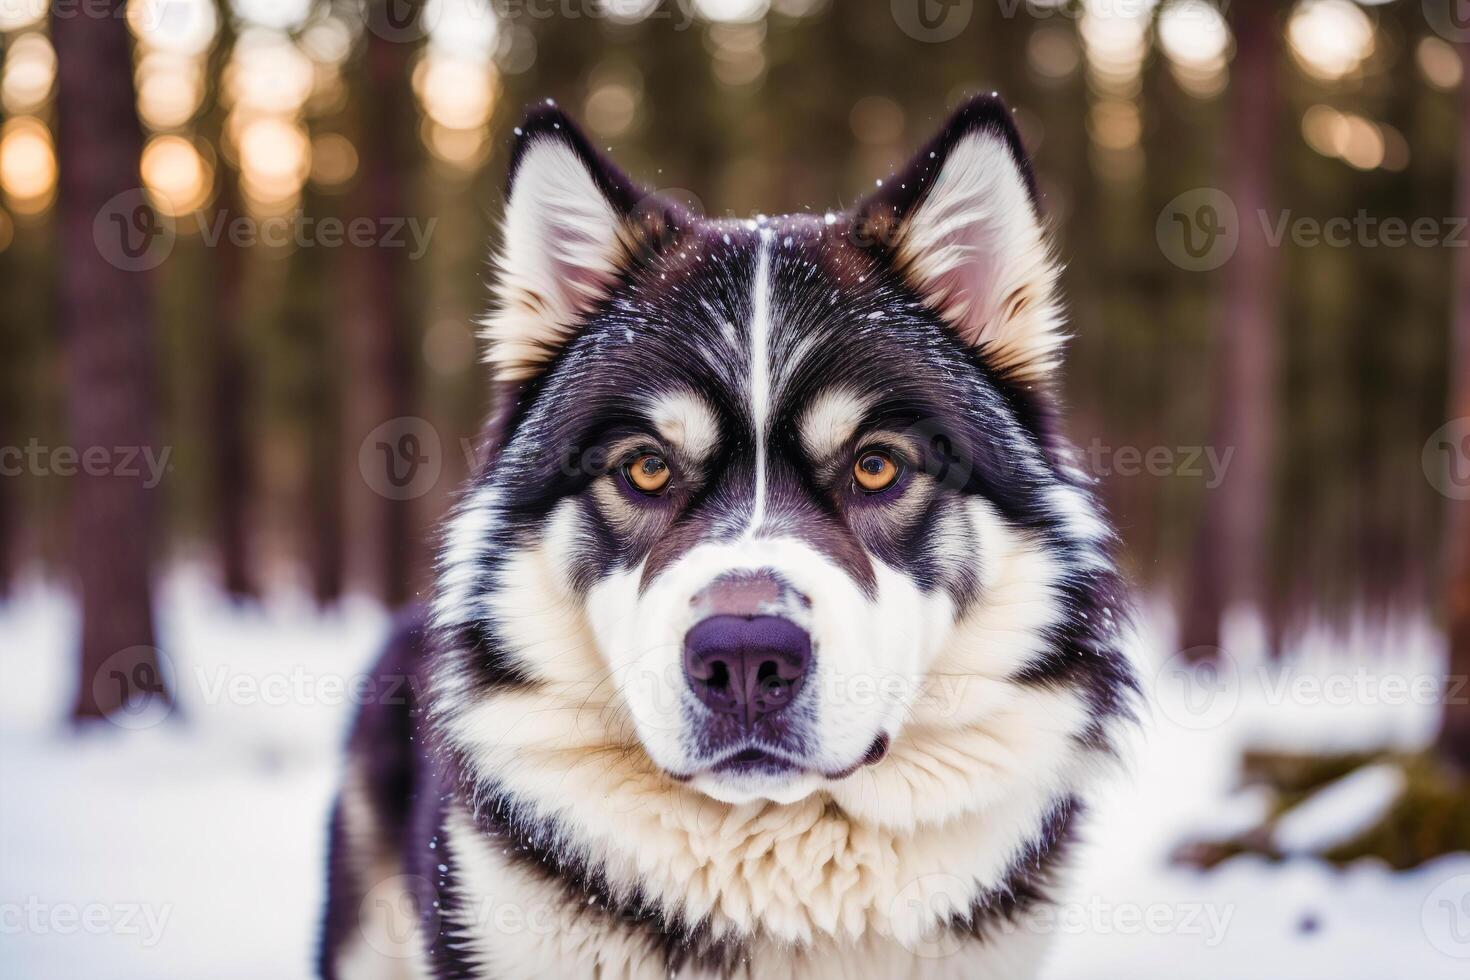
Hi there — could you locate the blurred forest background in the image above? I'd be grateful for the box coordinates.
[0,0,1466,736]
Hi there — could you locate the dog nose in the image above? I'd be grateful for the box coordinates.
[683,615,811,724]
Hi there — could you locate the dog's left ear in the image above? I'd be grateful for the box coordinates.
[856,95,1064,384]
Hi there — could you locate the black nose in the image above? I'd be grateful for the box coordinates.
[683,615,811,725]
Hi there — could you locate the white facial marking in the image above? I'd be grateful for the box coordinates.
[744,230,775,538]
[799,388,876,463]
[650,391,720,463]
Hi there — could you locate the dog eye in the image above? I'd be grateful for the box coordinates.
[624,453,672,495]
[853,450,900,493]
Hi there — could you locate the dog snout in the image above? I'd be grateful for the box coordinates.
[683,615,811,725]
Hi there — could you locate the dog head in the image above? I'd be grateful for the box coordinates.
[431,97,1131,820]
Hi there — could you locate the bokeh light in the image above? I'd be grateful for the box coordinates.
[584,63,642,139]
[1088,99,1142,150]
[422,119,491,170]
[707,22,767,88]
[1301,104,1405,172]
[694,0,770,23]
[236,115,311,205]
[309,132,358,190]
[231,0,312,32]
[137,51,208,130]
[141,134,214,216]
[414,53,498,130]
[1416,37,1464,92]
[425,0,499,62]
[0,0,46,32]
[1079,0,1155,97]
[1028,27,1081,84]
[128,0,219,57]
[1,31,57,116]
[1156,0,1230,98]
[0,116,57,215]
[227,29,316,117]
[1287,0,1374,82]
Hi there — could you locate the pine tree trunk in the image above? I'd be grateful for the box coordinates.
[346,2,420,607]
[1436,42,1470,770]
[53,2,171,721]
[1178,4,1280,659]
[209,165,256,600]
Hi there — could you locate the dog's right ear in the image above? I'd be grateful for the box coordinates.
[484,105,675,382]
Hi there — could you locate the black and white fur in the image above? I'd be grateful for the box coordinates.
[320,96,1136,980]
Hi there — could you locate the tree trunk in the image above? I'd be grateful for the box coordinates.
[1178,4,1280,659]
[346,2,420,608]
[53,2,171,721]
[209,165,257,601]
[1436,42,1470,770]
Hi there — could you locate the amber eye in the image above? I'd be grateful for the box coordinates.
[625,453,672,495]
[853,450,901,493]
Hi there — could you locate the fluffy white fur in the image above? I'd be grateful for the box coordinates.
[481,138,629,382]
[895,131,1065,383]
[431,490,1120,958]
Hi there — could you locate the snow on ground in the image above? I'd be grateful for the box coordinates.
[1,579,1468,978]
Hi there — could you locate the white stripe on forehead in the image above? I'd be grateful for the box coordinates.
[743,230,775,538]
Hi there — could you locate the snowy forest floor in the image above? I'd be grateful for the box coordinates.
[2,574,1468,978]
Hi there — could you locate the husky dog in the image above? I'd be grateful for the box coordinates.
[320,95,1135,980]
